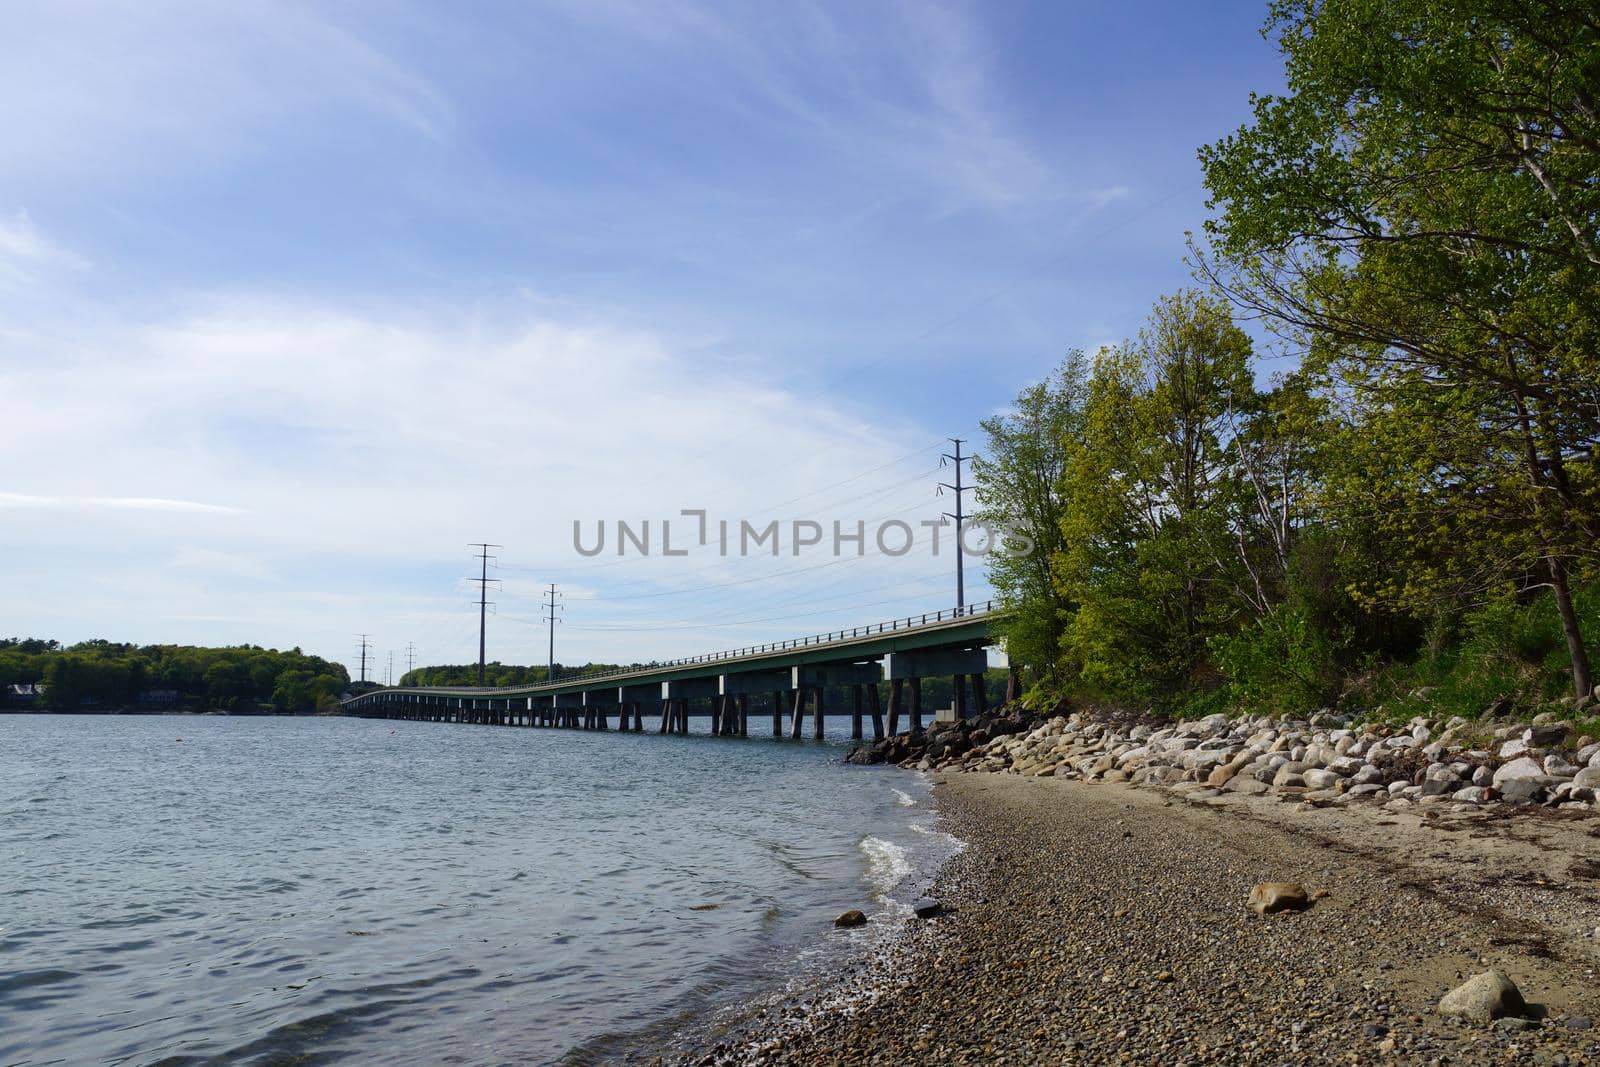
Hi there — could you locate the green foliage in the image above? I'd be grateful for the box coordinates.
[0,640,349,714]
[1198,0,1600,696]
[973,352,1088,680]
[1352,585,1600,725]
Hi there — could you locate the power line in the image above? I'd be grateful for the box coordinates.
[468,543,501,686]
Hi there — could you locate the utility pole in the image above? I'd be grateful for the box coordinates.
[542,584,563,683]
[356,634,371,684]
[467,543,501,686]
[385,650,394,687]
[405,641,415,685]
[940,438,974,610]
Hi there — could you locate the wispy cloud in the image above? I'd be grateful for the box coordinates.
[0,2,451,184]
[0,493,245,514]
[0,212,86,288]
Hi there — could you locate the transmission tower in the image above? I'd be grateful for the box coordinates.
[939,438,974,610]
[542,584,563,683]
[356,633,371,684]
[468,543,501,686]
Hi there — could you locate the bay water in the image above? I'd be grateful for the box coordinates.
[1,714,956,1065]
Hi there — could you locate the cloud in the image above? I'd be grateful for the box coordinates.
[1,294,958,662]
[0,212,87,288]
[546,0,1063,212]
[0,492,243,514]
[0,1,451,184]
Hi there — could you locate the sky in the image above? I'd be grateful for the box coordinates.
[0,0,1284,678]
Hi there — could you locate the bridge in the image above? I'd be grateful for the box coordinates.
[341,602,1006,741]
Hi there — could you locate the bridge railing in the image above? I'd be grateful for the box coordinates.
[356,599,997,701]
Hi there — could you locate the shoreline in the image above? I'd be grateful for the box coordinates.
[689,769,1600,1065]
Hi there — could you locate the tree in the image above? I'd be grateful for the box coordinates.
[974,351,1089,679]
[1199,0,1600,696]
[1056,292,1258,702]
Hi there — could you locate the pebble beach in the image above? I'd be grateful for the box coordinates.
[690,766,1600,1065]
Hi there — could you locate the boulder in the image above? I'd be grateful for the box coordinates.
[1543,753,1578,778]
[1437,970,1527,1024]
[1574,767,1600,790]
[1501,776,1559,803]
[834,909,867,928]
[1248,882,1311,916]
[1529,722,1570,748]
[1303,768,1341,791]
[1498,738,1531,759]
[1492,757,1545,787]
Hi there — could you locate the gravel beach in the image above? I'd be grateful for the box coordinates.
[692,771,1600,1066]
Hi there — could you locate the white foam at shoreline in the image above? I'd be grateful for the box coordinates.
[858,836,912,896]
[891,788,916,807]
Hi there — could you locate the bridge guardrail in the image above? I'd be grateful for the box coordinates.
[361,599,997,700]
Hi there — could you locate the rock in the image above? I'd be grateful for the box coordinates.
[1247,882,1311,916]
[834,909,867,928]
[1451,786,1496,804]
[1499,738,1531,759]
[1561,1016,1594,1031]
[1544,753,1579,778]
[1574,767,1600,790]
[1501,776,1559,804]
[1529,722,1570,748]
[1303,768,1341,791]
[912,899,944,919]
[1492,756,1546,787]
[1437,969,1527,1023]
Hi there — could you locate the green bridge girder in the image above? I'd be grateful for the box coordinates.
[342,604,1002,713]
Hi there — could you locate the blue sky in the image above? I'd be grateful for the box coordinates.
[0,0,1283,676]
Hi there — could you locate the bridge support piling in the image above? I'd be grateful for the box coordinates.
[738,694,748,736]
[851,684,863,741]
[771,691,783,736]
[868,683,884,740]
[909,677,923,731]
[971,672,988,716]
[788,688,805,739]
[812,686,825,740]
[953,674,967,720]
[887,679,902,734]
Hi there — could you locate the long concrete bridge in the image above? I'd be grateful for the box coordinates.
[341,602,1005,741]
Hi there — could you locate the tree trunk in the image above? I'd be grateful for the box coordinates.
[1548,554,1594,699]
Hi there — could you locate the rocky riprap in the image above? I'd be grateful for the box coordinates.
[850,706,1600,814]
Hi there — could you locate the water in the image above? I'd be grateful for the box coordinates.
[0,714,955,1065]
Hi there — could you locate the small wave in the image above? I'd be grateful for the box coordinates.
[857,837,912,897]
[890,788,915,808]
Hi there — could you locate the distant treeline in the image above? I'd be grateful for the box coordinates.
[400,663,626,688]
[0,638,350,714]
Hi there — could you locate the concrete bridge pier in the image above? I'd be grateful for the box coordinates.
[887,647,988,727]
[794,660,882,741]
[666,677,717,736]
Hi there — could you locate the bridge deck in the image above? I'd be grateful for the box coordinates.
[342,603,1000,712]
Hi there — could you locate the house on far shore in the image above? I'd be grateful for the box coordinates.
[4,683,45,708]
[139,689,179,707]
